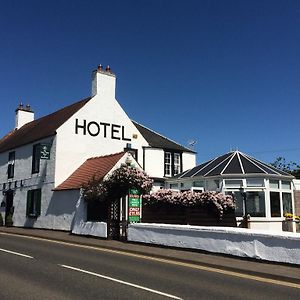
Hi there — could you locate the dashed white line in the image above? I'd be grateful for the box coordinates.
[0,247,33,259]
[60,264,182,300]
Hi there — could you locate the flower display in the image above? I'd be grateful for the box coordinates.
[83,164,153,202]
[143,189,235,219]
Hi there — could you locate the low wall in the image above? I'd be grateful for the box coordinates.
[128,223,300,265]
[71,196,107,238]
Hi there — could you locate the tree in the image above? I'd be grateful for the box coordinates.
[270,157,300,179]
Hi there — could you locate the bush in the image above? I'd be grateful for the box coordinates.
[5,213,13,227]
[0,213,3,226]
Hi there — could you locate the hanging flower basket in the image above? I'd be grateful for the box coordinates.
[82,165,153,202]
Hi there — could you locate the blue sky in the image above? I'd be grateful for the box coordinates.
[0,0,299,165]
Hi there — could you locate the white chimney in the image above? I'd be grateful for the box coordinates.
[15,103,34,129]
[91,65,116,98]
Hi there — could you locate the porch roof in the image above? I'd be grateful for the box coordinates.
[54,152,125,191]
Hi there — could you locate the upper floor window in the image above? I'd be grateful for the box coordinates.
[32,144,40,174]
[7,151,15,179]
[164,151,182,177]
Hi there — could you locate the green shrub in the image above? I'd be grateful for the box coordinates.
[5,214,13,227]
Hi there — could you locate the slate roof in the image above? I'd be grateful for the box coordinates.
[0,97,91,153]
[54,152,125,191]
[176,151,293,178]
[132,121,195,153]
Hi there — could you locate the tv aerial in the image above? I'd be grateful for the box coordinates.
[188,139,197,149]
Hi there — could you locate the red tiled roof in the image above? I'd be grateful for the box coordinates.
[54,152,125,191]
[0,97,91,153]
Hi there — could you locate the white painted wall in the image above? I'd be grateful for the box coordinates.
[182,152,196,172]
[55,72,149,186]
[144,148,164,178]
[128,223,300,265]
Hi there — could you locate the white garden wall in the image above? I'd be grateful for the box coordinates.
[128,223,300,265]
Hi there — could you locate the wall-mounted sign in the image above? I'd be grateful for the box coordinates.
[75,118,131,141]
[128,188,141,223]
[40,144,51,159]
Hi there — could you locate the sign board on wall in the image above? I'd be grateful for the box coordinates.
[40,144,51,159]
[128,188,141,223]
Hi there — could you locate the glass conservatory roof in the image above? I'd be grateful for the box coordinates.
[175,151,293,179]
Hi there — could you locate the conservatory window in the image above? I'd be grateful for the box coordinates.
[270,192,281,217]
[226,191,243,217]
[281,181,291,190]
[269,180,279,189]
[246,178,264,187]
[282,193,293,215]
[246,191,265,217]
[224,179,243,188]
[170,183,179,189]
[193,181,204,187]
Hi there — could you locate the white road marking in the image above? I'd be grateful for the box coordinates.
[1,232,300,290]
[0,247,33,259]
[60,264,183,300]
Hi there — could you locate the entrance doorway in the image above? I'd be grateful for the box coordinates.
[5,190,14,226]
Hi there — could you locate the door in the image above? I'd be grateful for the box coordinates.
[5,190,14,226]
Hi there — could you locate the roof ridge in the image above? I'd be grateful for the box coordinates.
[132,120,195,153]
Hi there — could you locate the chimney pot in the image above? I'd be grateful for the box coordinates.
[106,65,111,72]
[25,104,31,111]
[97,64,103,72]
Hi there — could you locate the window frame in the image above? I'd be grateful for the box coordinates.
[7,151,15,179]
[32,144,40,174]
[26,189,41,218]
[164,151,182,177]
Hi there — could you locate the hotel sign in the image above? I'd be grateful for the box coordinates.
[75,118,131,141]
[128,189,141,223]
[40,144,51,160]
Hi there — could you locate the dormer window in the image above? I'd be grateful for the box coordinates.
[8,151,15,179]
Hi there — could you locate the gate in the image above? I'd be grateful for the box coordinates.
[107,198,120,239]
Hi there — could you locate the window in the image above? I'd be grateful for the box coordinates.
[224,180,243,188]
[270,192,281,217]
[246,191,265,217]
[32,144,40,174]
[281,181,291,190]
[169,183,179,189]
[282,193,293,215]
[174,153,181,176]
[193,181,204,188]
[246,178,264,187]
[226,191,243,217]
[164,151,182,177]
[7,151,15,179]
[26,189,41,218]
[269,180,279,189]
[164,152,171,176]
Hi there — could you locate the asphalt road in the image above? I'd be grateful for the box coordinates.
[0,234,299,300]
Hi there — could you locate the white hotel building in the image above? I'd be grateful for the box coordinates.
[0,66,195,236]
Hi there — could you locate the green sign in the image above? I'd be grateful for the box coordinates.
[128,189,141,222]
[40,144,51,160]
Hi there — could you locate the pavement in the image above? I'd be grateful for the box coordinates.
[0,226,299,284]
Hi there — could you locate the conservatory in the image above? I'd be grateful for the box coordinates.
[166,151,296,232]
